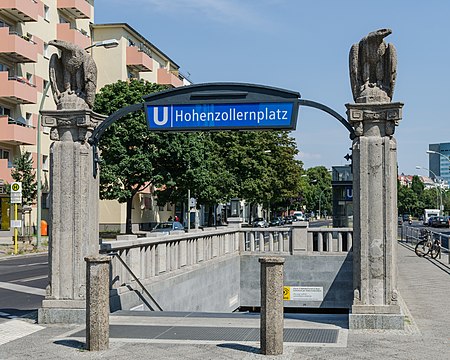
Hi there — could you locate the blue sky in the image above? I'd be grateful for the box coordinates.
[95,0,450,176]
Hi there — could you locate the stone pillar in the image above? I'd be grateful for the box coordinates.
[38,109,105,324]
[85,255,111,351]
[347,102,404,329]
[291,221,308,254]
[259,256,284,355]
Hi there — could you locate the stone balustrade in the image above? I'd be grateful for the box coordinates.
[101,225,353,290]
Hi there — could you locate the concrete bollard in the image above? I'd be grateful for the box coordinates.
[85,255,111,351]
[259,256,285,355]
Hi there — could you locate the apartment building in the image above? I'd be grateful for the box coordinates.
[91,23,191,232]
[0,1,189,236]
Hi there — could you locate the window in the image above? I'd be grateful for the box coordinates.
[42,155,49,171]
[26,113,33,127]
[43,43,49,58]
[26,72,33,85]
[0,149,10,160]
[0,106,11,120]
[44,5,50,21]
[59,16,70,24]
[0,63,10,74]
[0,20,10,29]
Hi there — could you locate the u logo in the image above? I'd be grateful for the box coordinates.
[153,107,169,126]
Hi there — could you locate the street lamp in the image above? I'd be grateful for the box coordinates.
[416,165,443,213]
[36,39,119,248]
[84,39,119,51]
[426,149,450,162]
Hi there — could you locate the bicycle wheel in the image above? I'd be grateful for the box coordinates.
[430,243,441,259]
[415,240,431,257]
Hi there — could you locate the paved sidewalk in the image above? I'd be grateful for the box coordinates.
[0,242,449,359]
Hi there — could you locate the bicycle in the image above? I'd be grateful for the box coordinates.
[415,229,441,258]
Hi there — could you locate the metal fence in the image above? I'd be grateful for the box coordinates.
[400,225,449,263]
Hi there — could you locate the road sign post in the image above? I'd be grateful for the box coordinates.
[10,182,22,254]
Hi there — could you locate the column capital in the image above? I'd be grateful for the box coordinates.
[346,102,404,137]
[41,109,106,143]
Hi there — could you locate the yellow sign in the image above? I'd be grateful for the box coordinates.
[11,182,21,192]
[283,286,290,301]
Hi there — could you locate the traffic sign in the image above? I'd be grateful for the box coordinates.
[10,182,22,204]
[11,182,22,193]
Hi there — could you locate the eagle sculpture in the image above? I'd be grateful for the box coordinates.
[349,29,397,103]
[48,40,97,110]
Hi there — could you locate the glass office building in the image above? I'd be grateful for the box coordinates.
[428,143,450,184]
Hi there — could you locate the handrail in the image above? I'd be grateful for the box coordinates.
[106,251,163,311]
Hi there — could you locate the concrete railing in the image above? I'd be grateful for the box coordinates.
[101,229,241,289]
[101,225,353,290]
[241,225,353,253]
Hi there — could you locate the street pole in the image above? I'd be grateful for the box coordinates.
[36,81,51,249]
[416,165,443,214]
[187,188,191,232]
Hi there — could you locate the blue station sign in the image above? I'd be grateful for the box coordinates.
[143,83,300,131]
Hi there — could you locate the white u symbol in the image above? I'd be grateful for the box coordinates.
[153,107,169,126]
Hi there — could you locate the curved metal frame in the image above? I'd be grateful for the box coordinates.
[88,103,144,177]
[87,92,355,177]
[298,99,356,140]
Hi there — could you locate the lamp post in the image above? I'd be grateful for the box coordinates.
[36,39,119,248]
[416,165,443,213]
[426,149,450,162]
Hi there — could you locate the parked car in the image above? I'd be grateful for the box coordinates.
[430,216,448,228]
[269,217,283,226]
[283,216,294,224]
[427,216,437,227]
[445,216,450,228]
[150,221,185,234]
[252,217,268,228]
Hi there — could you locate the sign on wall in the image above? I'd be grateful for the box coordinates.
[283,286,324,301]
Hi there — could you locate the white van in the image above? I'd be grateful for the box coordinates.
[292,211,305,221]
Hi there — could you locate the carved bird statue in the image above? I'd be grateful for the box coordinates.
[48,39,97,109]
[349,29,397,103]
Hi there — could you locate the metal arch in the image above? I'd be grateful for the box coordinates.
[88,102,145,178]
[298,99,356,140]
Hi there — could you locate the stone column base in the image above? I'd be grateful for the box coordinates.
[349,305,404,330]
[227,217,243,228]
[38,299,86,324]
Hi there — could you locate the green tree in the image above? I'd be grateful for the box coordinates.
[94,79,169,234]
[10,150,37,206]
[302,166,332,217]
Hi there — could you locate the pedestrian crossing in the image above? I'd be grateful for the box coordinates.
[0,319,44,346]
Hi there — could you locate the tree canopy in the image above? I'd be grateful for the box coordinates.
[94,79,307,232]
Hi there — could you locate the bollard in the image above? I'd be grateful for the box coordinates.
[85,255,111,351]
[259,256,285,355]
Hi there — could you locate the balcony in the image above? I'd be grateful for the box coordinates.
[57,0,91,19]
[0,159,14,183]
[0,27,38,63]
[0,0,40,22]
[0,115,36,145]
[56,23,90,49]
[0,72,37,104]
[157,68,183,88]
[126,46,153,72]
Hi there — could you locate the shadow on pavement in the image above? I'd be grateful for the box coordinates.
[54,339,85,350]
[217,343,260,354]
